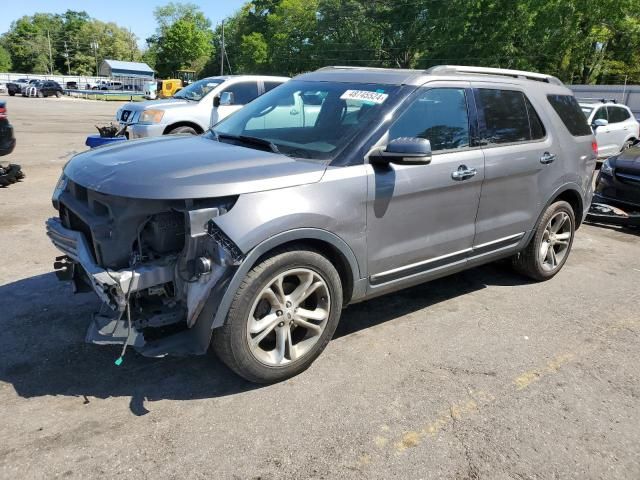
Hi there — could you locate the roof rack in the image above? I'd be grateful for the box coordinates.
[575,97,617,104]
[425,65,564,86]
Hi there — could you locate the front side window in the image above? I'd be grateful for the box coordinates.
[608,106,630,123]
[388,88,470,151]
[212,80,400,161]
[593,107,608,122]
[476,89,531,144]
[222,82,259,105]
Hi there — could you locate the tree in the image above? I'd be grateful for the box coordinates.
[0,45,12,71]
[147,3,214,77]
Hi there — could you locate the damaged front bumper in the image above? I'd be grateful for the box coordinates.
[586,202,640,227]
[46,215,237,357]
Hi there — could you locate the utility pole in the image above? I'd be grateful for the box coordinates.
[47,30,54,75]
[220,21,224,76]
[91,40,99,76]
[64,41,71,75]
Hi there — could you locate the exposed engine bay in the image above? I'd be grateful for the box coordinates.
[47,176,243,358]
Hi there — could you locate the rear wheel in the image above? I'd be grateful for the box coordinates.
[212,248,343,383]
[8,92,14,97]
[55,91,62,98]
[512,201,575,281]
[167,126,197,135]
[37,91,43,98]
[623,139,636,151]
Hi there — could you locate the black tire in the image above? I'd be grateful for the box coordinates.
[623,139,636,151]
[8,92,15,97]
[512,200,575,281]
[55,91,62,98]
[212,247,343,383]
[167,126,197,135]
[37,91,43,98]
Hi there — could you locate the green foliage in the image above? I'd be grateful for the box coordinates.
[0,44,12,71]
[1,10,141,75]
[147,3,213,77]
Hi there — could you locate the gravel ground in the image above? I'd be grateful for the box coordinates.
[1,94,639,480]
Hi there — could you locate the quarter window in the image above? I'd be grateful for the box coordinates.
[264,81,284,93]
[546,95,593,136]
[388,88,470,152]
[222,82,259,105]
[475,89,531,144]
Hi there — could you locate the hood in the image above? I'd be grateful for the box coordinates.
[64,135,327,199]
[122,98,193,112]
[612,146,640,172]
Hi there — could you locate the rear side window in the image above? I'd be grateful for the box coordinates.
[264,81,284,93]
[475,89,532,144]
[608,106,631,123]
[546,95,592,136]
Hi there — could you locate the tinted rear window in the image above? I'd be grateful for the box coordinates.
[476,89,530,144]
[546,95,592,136]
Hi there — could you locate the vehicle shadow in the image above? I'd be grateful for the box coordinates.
[0,264,531,413]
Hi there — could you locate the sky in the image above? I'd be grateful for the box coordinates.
[0,0,247,48]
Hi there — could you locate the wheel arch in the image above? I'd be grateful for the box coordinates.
[525,184,584,247]
[163,121,205,135]
[209,228,362,331]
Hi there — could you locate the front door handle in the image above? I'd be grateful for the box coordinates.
[540,152,556,164]
[451,165,477,181]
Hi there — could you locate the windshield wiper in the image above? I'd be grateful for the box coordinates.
[215,133,280,154]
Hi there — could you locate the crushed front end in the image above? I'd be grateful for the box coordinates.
[46,175,242,357]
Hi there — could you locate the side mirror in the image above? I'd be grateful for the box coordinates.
[370,137,432,165]
[219,91,234,106]
[593,118,608,128]
[213,95,220,108]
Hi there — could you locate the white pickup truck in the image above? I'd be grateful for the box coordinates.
[116,75,289,138]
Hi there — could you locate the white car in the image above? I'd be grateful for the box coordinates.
[116,75,289,138]
[580,100,639,158]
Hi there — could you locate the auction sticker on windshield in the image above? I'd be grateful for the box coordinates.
[340,90,388,104]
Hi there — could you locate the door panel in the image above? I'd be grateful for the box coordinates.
[365,84,484,283]
[472,85,562,245]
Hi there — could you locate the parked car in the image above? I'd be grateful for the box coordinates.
[65,81,78,89]
[0,101,15,156]
[579,99,640,158]
[25,81,63,98]
[91,80,123,91]
[7,78,29,96]
[0,83,6,94]
[47,65,596,383]
[594,147,640,211]
[20,79,40,95]
[115,75,289,138]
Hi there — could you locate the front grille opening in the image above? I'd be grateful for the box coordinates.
[60,204,97,262]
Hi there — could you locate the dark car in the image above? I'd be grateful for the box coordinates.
[595,147,640,209]
[0,101,16,156]
[6,78,29,96]
[29,81,64,98]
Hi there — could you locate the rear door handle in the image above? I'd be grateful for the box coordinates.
[540,152,556,164]
[451,165,477,181]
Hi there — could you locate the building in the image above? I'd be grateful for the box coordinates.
[99,60,154,79]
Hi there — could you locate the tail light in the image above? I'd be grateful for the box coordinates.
[0,105,6,119]
[591,140,598,157]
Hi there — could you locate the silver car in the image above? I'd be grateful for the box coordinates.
[47,65,596,383]
[116,75,289,138]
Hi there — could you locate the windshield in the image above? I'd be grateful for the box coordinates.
[173,78,224,101]
[211,80,400,161]
[581,106,594,117]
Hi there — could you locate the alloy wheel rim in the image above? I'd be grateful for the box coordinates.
[246,268,330,366]
[539,211,572,272]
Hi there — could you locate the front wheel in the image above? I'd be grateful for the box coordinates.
[212,248,343,383]
[167,126,197,135]
[55,91,62,98]
[512,200,575,281]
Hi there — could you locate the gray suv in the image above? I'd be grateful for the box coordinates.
[47,65,596,383]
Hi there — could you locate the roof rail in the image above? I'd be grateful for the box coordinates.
[426,65,564,86]
[575,97,617,104]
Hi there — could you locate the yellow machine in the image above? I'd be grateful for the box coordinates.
[156,70,197,99]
